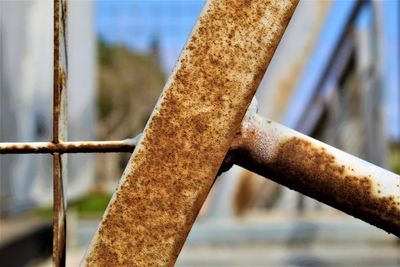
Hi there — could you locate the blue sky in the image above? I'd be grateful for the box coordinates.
[381,0,400,140]
[96,0,398,140]
[96,0,204,73]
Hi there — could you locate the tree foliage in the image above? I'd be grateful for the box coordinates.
[97,40,166,140]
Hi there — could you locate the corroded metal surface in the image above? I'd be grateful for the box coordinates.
[53,0,68,266]
[230,110,400,237]
[0,139,137,154]
[82,1,298,266]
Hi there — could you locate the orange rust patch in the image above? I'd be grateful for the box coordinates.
[83,1,298,266]
[235,137,400,236]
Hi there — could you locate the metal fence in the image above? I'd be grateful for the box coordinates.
[0,0,399,266]
[0,0,134,265]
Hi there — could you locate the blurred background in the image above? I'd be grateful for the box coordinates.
[0,0,399,266]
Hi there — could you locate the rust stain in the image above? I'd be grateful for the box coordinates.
[272,138,400,236]
[53,0,61,143]
[53,153,66,266]
[0,141,136,154]
[53,0,68,266]
[234,136,400,237]
[53,68,67,141]
[53,0,68,144]
[83,0,298,266]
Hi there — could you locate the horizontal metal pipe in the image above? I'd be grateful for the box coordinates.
[2,112,398,237]
[229,113,400,237]
[0,139,137,154]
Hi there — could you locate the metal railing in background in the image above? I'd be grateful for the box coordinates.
[0,0,399,266]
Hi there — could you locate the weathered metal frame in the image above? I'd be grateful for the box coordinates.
[0,0,399,266]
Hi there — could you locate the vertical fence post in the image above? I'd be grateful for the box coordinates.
[53,0,68,265]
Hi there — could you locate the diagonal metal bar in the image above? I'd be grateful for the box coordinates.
[53,0,68,266]
[82,1,298,265]
[227,103,400,237]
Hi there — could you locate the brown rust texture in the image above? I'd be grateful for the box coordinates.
[53,152,66,266]
[53,68,67,142]
[84,0,298,266]
[53,0,61,143]
[0,141,135,154]
[235,137,400,237]
[53,0,68,266]
[53,0,68,144]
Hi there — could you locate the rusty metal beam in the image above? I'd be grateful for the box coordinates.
[228,103,400,237]
[0,139,137,154]
[82,1,298,266]
[53,0,68,266]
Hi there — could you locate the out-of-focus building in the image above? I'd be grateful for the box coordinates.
[0,0,96,216]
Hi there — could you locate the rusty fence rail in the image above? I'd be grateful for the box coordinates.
[0,0,399,266]
[52,0,68,265]
[0,139,137,154]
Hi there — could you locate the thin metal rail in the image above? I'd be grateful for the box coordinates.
[0,139,137,154]
[52,0,68,265]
